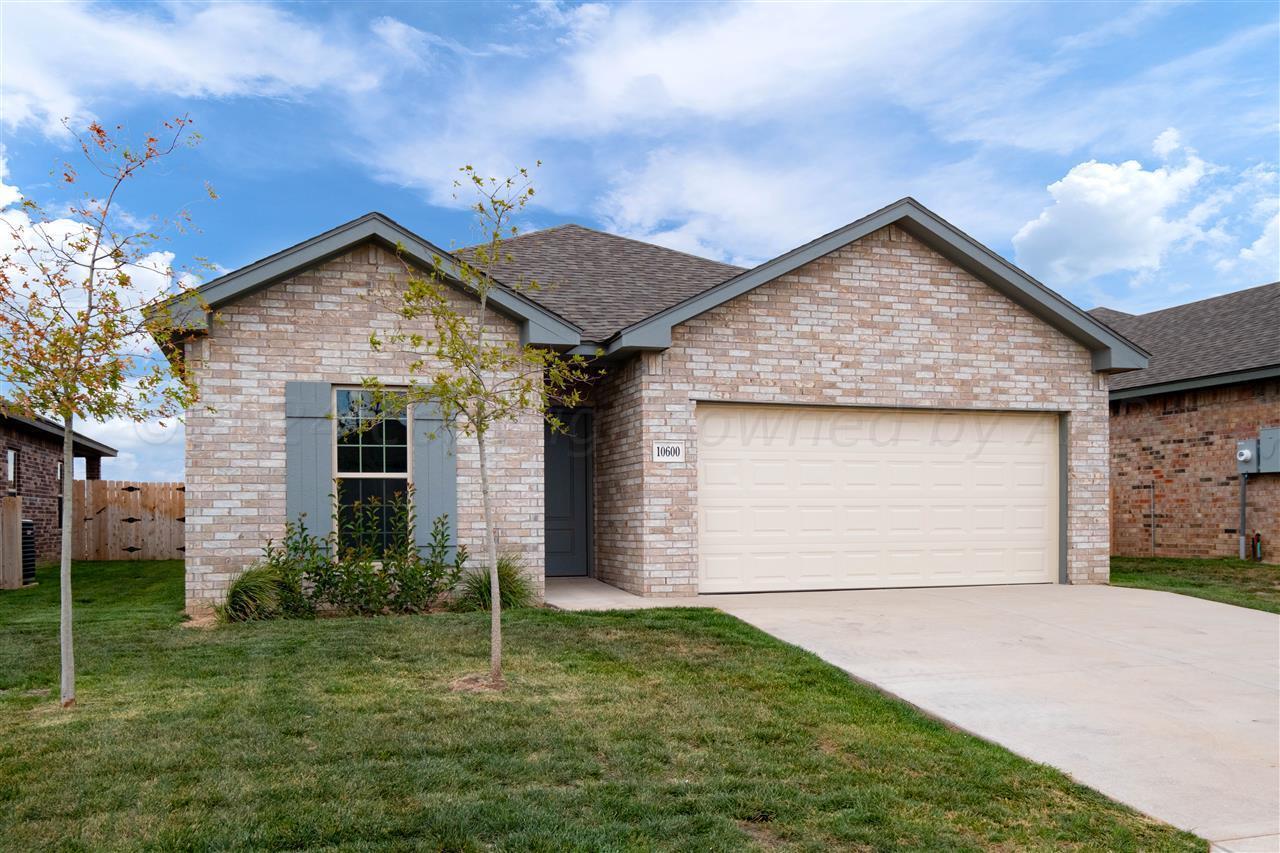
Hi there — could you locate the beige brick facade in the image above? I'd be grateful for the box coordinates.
[593,224,1110,595]
[185,225,1115,607]
[183,244,544,607]
[1109,379,1279,562]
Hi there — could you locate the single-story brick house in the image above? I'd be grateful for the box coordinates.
[169,198,1149,609]
[1090,282,1279,562]
[0,411,116,563]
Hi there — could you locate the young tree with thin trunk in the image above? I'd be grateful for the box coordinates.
[0,117,209,708]
[370,164,596,688]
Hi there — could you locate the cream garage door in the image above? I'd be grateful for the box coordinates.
[697,404,1059,592]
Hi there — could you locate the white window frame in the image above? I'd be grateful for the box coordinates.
[331,386,414,553]
[331,385,414,483]
[5,448,16,488]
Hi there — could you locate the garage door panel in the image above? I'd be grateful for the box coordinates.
[845,507,881,537]
[1014,504,1051,532]
[703,459,740,487]
[971,505,1007,532]
[843,461,879,489]
[751,460,788,487]
[972,462,1009,489]
[885,550,927,580]
[698,404,1058,593]
[928,506,968,535]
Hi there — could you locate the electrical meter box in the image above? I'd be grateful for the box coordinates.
[1260,427,1280,474]
[1237,439,1260,474]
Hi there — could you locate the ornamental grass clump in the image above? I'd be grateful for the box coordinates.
[452,554,534,612]
[217,565,294,623]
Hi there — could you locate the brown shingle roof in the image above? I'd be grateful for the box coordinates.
[1089,282,1280,392]
[0,409,117,457]
[459,224,744,341]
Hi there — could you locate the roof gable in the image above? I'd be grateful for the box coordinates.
[602,198,1148,373]
[174,213,581,348]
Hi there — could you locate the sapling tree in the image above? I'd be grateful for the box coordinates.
[0,117,210,707]
[370,165,597,688]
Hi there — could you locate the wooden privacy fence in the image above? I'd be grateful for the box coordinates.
[73,481,185,561]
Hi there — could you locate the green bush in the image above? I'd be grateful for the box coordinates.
[223,485,468,622]
[389,513,468,613]
[264,518,326,618]
[318,487,467,616]
[217,564,295,622]
[453,554,534,612]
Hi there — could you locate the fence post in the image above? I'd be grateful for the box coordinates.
[0,496,22,589]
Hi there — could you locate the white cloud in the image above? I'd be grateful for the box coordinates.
[356,3,1041,256]
[1013,133,1213,284]
[82,417,186,482]
[0,149,20,209]
[0,164,188,471]
[526,1,611,46]
[1,2,385,134]
[3,0,1273,304]
[1153,128,1182,159]
[1055,0,1187,53]
[350,1,1274,269]
[470,3,1003,135]
[934,24,1278,156]
[1227,213,1280,279]
[598,149,834,265]
[0,207,177,329]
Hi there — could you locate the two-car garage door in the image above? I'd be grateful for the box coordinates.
[697,404,1060,593]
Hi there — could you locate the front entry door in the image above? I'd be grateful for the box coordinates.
[545,410,592,577]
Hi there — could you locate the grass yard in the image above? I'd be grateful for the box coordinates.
[1111,555,1280,614]
[0,561,1200,851]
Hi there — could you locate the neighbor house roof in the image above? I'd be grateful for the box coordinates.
[0,410,117,458]
[458,224,744,342]
[1089,281,1280,399]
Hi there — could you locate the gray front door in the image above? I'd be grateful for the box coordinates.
[545,410,592,577]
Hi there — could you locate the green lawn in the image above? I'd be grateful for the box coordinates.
[1111,556,1280,614]
[0,562,1199,851]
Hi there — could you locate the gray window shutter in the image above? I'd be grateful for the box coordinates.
[412,406,457,555]
[285,381,333,543]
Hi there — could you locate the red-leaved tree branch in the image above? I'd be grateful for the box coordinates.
[0,116,213,708]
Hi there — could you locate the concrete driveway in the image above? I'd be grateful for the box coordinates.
[708,584,1280,851]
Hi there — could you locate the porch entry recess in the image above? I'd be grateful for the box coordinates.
[544,410,593,577]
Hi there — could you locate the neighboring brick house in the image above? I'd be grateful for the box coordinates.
[1091,283,1279,562]
[0,412,116,563]
[165,198,1147,609]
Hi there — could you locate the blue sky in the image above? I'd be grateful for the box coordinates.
[1,0,1277,480]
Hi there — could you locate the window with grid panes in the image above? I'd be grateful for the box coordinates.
[334,388,411,557]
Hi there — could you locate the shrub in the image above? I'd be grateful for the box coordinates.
[323,495,395,616]
[262,518,326,618]
[453,554,534,612]
[388,512,468,613]
[224,485,468,622]
[319,488,466,616]
[218,564,293,623]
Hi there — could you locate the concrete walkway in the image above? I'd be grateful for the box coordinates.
[545,579,1280,849]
